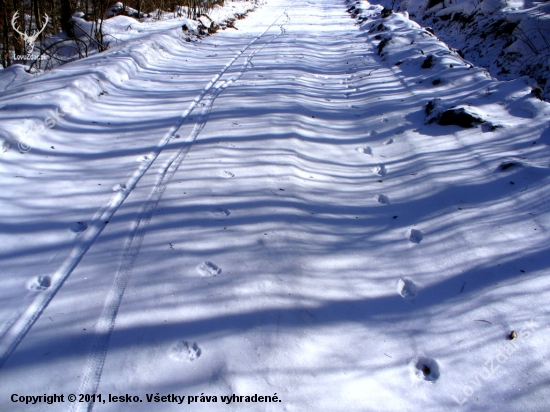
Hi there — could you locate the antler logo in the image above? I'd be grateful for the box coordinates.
[11,12,49,55]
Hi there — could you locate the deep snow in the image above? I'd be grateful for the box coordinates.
[378,0,550,101]
[1,0,550,411]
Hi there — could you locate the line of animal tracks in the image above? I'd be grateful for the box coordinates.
[71,12,291,412]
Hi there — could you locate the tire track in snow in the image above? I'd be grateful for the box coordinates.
[0,6,292,372]
[71,13,292,412]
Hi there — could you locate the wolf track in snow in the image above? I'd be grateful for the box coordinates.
[197,261,222,277]
[373,165,387,176]
[112,183,127,192]
[69,222,87,233]
[375,194,390,205]
[412,357,440,382]
[136,155,149,162]
[27,276,51,291]
[210,208,230,217]
[397,278,417,299]
[409,229,423,244]
[357,146,373,156]
[170,340,201,362]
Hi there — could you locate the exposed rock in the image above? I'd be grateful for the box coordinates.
[381,8,393,18]
[438,107,485,127]
[425,99,485,128]
[422,54,435,69]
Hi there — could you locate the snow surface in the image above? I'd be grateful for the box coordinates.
[379,0,550,100]
[1,0,550,410]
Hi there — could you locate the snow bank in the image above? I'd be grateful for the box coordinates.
[0,0,258,152]
[348,0,549,132]
[366,0,550,101]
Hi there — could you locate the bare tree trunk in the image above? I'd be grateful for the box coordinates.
[1,0,13,67]
[11,0,24,55]
[49,0,58,33]
[34,0,42,35]
[60,0,74,36]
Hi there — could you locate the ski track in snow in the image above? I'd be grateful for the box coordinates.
[0,4,293,374]
[72,9,293,412]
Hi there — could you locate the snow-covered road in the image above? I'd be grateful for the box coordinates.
[1,0,550,410]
